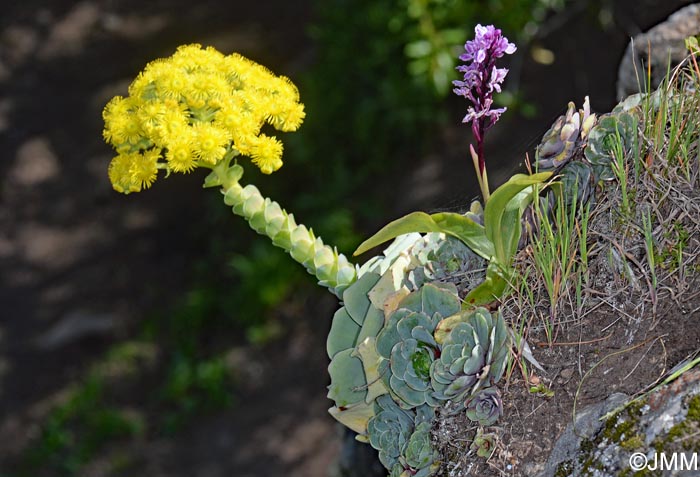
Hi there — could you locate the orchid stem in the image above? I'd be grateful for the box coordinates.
[470,144,491,204]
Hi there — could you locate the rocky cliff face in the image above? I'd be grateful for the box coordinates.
[617,3,700,100]
[542,368,700,477]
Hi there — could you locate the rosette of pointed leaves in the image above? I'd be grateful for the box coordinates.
[536,96,597,171]
[368,395,438,476]
[376,283,462,409]
[465,386,503,425]
[524,97,599,240]
[367,395,416,469]
[470,430,497,458]
[430,308,508,406]
[379,310,439,408]
[403,421,440,477]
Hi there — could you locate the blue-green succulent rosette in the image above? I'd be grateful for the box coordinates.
[368,395,439,477]
[465,386,504,426]
[375,283,462,409]
[368,395,416,469]
[377,309,441,408]
[430,308,509,409]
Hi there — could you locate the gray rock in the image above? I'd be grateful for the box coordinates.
[540,393,629,477]
[540,369,700,477]
[616,3,700,101]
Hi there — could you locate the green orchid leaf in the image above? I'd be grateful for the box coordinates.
[430,212,494,259]
[500,186,538,264]
[462,262,508,307]
[354,212,436,256]
[484,172,552,264]
[354,211,491,260]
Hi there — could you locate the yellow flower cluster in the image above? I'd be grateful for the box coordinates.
[103,44,305,193]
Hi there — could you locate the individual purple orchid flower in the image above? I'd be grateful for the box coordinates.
[454,24,516,203]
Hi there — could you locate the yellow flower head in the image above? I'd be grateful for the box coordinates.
[250,134,284,175]
[103,44,304,193]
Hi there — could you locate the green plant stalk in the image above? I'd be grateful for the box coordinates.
[470,144,491,203]
[610,126,630,214]
[576,201,591,315]
[530,183,585,344]
[642,208,658,290]
[206,160,358,297]
[633,115,641,185]
[578,201,590,278]
[531,195,557,331]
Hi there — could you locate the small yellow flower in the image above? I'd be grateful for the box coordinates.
[156,65,192,100]
[108,153,137,193]
[102,96,130,121]
[131,150,160,190]
[267,102,306,132]
[153,109,189,147]
[250,134,283,174]
[166,141,197,173]
[137,101,167,134]
[191,123,231,165]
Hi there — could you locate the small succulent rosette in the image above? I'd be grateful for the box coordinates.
[368,395,438,477]
[465,386,504,426]
[470,429,498,458]
[430,308,509,411]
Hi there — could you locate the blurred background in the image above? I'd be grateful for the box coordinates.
[0,1,694,476]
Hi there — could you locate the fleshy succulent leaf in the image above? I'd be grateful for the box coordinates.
[343,272,381,325]
[328,400,375,438]
[357,306,385,344]
[462,261,507,306]
[327,307,361,359]
[377,309,411,359]
[353,337,389,403]
[327,348,367,407]
[397,282,461,317]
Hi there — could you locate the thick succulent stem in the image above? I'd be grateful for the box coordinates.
[209,162,358,297]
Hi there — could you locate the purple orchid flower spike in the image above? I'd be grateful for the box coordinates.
[454,24,516,203]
